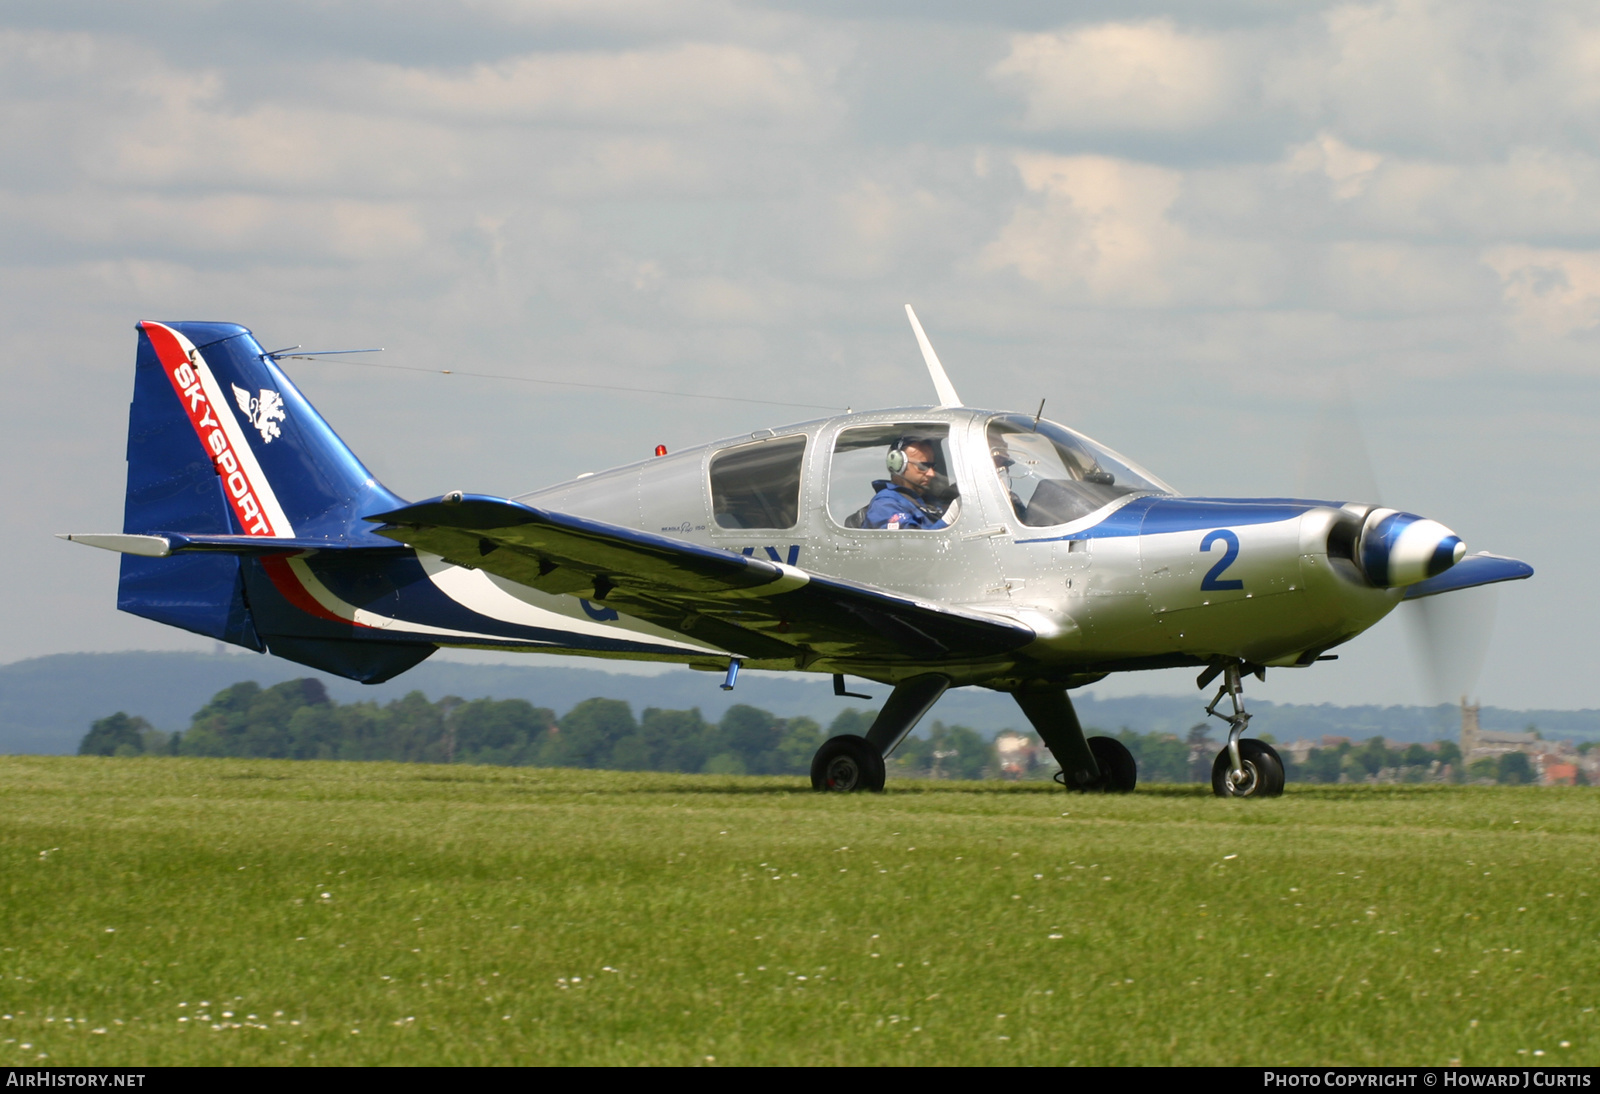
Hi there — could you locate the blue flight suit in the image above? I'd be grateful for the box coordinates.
[862,480,947,530]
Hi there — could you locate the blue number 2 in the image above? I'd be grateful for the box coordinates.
[1199,529,1244,591]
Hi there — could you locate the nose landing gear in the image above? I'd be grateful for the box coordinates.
[1199,660,1284,798]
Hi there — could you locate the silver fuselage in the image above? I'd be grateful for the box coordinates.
[511,406,1399,688]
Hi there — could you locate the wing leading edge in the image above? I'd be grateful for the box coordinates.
[1401,552,1533,599]
[367,494,1034,669]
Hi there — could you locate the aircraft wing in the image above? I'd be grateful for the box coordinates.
[1401,552,1533,600]
[368,494,1035,666]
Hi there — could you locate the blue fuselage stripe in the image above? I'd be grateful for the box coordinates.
[1014,497,1320,543]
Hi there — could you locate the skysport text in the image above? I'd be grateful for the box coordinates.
[1264,1076,1592,1088]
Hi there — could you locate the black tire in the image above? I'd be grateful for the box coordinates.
[1087,736,1137,793]
[1254,739,1284,779]
[1211,739,1285,798]
[810,735,886,793]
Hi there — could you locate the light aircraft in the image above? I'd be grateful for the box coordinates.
[62,310,1532,797]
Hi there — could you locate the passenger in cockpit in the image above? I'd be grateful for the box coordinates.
[992,441,1027,523]
[861,437,948,530]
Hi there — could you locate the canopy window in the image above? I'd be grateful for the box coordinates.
[709,435,807,529]
[827,423,959,530]
[987,415,1172,527]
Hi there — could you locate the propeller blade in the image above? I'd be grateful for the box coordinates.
[1298,389,1497,706]
[1296,393,1381,505]
[1401,584,1500,705]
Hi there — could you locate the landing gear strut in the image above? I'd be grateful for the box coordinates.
[1199,660,1284,798]
[811,673,951,792]
[1014,687,1137,793]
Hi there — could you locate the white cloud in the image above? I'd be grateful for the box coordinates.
[3,192,428,262]
[1286,132,1384,201]
[813,179,950,280]
[349,43,832,127]
[1320,240,1489,313]
[981,153,1276,308]
[1269,0,1600,153]
[981,153,1189,305]
[992,20,1241,131]
[1483,245,1600,337]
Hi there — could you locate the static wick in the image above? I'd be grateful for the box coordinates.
[1033,398,1046,431]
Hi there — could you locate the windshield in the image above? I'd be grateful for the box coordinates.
[987,415,1172,527]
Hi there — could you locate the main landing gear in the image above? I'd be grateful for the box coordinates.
[1014,687,1137,793]
[1199,660,1284,798]
[811,674,951,792]
[809,675,1139,793]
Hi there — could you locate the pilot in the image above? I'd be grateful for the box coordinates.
[862,437,948,530]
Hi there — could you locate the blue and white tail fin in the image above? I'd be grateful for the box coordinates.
[125,321,404,542]
[97,321,425,677]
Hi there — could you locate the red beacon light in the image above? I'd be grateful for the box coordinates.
[654,444,668,457]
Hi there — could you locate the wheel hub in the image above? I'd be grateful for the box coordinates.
[826,756,862,791]
[1225,761,1260,797]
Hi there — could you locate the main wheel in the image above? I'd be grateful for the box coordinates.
[1211,739,1285,798]
[810,735,886,793]
[1087,736,1137,793]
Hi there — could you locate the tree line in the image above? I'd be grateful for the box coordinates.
[78,678,999,779]
[83,678,1536,784]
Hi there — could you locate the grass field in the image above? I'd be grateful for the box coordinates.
[0,757,1596,1066]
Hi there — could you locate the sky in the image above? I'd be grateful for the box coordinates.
[4,1,1596,711]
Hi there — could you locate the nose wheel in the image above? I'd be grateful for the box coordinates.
[1211,738,1284,797]
[1199,660,1284,798]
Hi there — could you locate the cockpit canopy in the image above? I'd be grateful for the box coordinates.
[522,407,1175,538]
[987,414,1173,527]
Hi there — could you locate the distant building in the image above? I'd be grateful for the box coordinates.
[1462,698,1538,759]
[1544,762,1578,786]
[1285,739,1319,764]
[1460,699,1480,759]
[995,730,1039,780]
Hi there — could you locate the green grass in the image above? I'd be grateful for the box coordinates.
[0,757,1596,1066]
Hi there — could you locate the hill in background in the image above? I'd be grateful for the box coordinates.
[4,651,1597,756]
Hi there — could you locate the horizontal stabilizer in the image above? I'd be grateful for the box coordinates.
[1402,552,1533,600]
[61,532,407,558]
[58,533,173,557]
[369,493,1033,665]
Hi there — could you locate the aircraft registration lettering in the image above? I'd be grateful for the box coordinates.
[1199,529,1244,592]
[580,598,620,621]
[740,545,802,565]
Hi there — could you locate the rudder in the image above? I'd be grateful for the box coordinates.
[119,321,409,655]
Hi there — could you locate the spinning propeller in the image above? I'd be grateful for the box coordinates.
[1298,397,1497,706]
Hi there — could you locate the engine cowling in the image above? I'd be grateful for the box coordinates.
[1354,507,1465,588]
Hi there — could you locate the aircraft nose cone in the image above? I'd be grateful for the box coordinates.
[1357,509,1465,587]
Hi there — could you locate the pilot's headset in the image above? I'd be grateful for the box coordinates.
[886,436,932,476]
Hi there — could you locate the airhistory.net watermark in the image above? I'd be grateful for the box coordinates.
[5,1074,146,1087]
